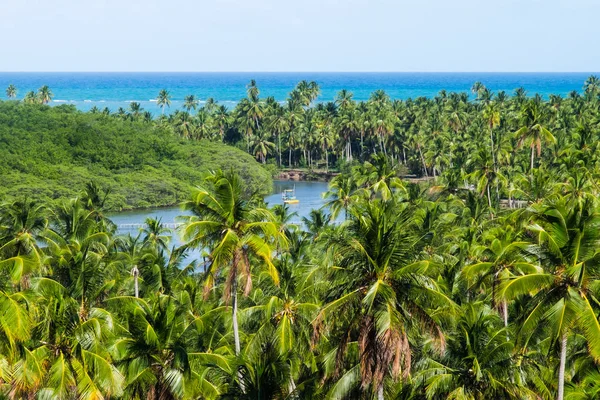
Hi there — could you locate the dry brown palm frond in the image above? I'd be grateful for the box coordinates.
[335,328,352,379]
[359,315,375,388]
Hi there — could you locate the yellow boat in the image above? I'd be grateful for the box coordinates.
[282,187,299,204]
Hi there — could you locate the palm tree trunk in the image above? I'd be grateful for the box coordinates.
[232,277,241,356]
[377,385,384,400]
[418,145,428,177]
[381,133,387,157]
[495,184,500,204]
[402,147,407,165]
[557,333,567,400]
[360,129,364,153]
[347,141,352,161]
[278,134,282,167]
[530,146,535,172]
[325,149,329,172]
[502,300,508,327]
[289,148,292,167]
[289,377,297,396]
[490,126,501,202]
[487,184,494,218]
[231,271,247,393]
[490,126,496,171]
[132,266,139,298]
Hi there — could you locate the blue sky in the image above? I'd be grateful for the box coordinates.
[1,0,597,72]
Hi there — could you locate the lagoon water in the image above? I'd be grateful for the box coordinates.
[0,72,597,114]
[107,181,330,261]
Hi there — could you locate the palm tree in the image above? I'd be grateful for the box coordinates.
[238,259,319,398]
[498,198,600,400]
[250,131,275,164]
[213,105,231,141]
[183,94,198,112]
[141,217,171,252]
[108,294,230,399]
[471,81,486,99]
[181,170,285,358]
[515,100,556,172]
[317,199,454,399]
[416,302,534,399]
[5,84,16,99]
[322,174,361,220]
[30,277,124,399]
[266,105,289,167]
[461,225,535,326]
[584,75,600,97]
[0,199,47,286]
[128,101,143,119]
[23,91,37,105]
[483,103,501,173]
[236,85,264,153]
[37,85,53,104]
[173,110,194,139]
[157,89,171,115]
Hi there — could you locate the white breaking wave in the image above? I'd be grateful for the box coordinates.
[53,100,67,103]
[83,100,92,102]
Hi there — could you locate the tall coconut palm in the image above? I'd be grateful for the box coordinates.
[0,199,47,286]
[266,105,289,167]
[238,259,319,398]
[213,105,231,141]
[183,94,198,112]
[322,174,361,220]
[180,170,285,358]
[483,103,501,173]
[461,224,536,326]
[5,84,16,99]
[37,85,53,104]
[108,293,231,399]
[515,100,556,172]
[584,75,600,97]
[316,199,454,399]
[30,277,124,399]
[23,91,37,105]
[157,89,171,115]
[416,302,535,399]
[128,102,143,119]
[498,198,600,400]
[250,131,275,164]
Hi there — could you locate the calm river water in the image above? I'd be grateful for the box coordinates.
[106,181,330,259]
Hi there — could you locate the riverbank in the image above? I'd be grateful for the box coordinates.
[275,169,338,181]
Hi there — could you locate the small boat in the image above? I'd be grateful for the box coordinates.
[282,186,299,204]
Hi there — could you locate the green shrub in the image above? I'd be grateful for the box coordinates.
[0,102,272,210]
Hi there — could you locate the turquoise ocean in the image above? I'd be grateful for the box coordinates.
[0,72,596,114]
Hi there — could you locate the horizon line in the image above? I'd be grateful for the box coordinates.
[0,71,599,74]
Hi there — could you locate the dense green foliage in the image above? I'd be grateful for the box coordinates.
[74,76,600,190]
[5,77,600,399]
[0,101,272,210]
[2,153,600,398]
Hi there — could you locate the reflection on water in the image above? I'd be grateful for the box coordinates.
[107,180,331,265]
